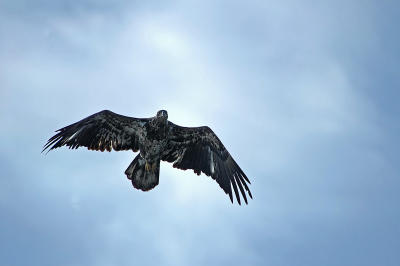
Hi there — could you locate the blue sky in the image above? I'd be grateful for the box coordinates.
[1,0,399,265]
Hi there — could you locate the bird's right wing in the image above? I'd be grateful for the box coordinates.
[161,122,252,205]
[43,110,149,153]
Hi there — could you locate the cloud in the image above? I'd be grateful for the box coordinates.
[1,0,399,266]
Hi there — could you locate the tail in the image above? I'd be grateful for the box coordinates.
[125,154,160,191]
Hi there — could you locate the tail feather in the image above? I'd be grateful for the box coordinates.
[125,154,160,191]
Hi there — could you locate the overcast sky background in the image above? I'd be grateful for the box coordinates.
[1,1,399,265]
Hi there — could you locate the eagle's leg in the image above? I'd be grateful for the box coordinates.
[151,162,158,173]
[144,161,158,173]
[145,162,151,171]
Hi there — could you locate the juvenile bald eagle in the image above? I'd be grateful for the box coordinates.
[43,110,252,204]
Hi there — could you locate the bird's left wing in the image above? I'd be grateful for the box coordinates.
[161,122,252,205]
[43,110,149,153]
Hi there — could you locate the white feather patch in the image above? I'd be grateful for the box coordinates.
[210,148,215,175]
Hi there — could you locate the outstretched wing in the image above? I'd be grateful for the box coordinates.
[162,122,252,205]
[43,110,149,153]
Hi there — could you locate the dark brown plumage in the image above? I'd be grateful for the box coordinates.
[43,110,252,204]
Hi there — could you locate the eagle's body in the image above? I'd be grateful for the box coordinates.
[43,110,252,204]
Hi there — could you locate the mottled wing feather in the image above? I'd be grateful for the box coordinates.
[43,110,148,153]
[162,122,252,205]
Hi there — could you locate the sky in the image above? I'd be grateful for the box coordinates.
[0,0,399,265]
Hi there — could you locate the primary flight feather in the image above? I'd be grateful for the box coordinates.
[43,110,253,205]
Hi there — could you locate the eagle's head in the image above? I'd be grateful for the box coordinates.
[156,110,168,122]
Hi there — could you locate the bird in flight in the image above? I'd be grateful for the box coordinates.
[43,110,252,204]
